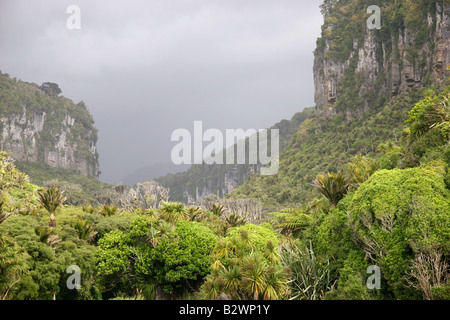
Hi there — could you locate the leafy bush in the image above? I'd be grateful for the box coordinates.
[280,240,334,300]
[347,168,450,299]
[431,285,450,300]
[149,220,217,293]
[95,217,217,296]
[226,223,280,255]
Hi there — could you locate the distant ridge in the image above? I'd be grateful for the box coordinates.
[119,162,190,186]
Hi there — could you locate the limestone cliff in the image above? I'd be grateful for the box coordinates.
[314,0,450,119]
[0,72,99,177]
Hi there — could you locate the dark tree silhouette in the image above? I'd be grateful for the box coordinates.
[39,82,62,97]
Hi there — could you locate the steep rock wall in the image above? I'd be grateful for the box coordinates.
[314,0,450,119]
[0,72,99,177]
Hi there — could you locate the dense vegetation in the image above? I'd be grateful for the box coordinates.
[1,0,449,302]
[231,91,419,208]
[1,86,449,300]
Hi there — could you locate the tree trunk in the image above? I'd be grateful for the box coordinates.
[155,286,170,300]
[49,212,56,227]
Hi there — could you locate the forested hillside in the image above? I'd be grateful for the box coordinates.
[1,85,449,301]
[232,91,419,208]
[0,0,449,301]
[233,0,450,209]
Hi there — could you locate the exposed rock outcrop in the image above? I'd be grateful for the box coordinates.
[314,0,450,119]
[0,73,99,177]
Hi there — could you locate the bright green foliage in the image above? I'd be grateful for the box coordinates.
[348,153,380,186]
[269,208,313,238]
[95,217,217,296]
[202,223,287,300]
[0,236,29,300]
[347,168,450,299]
[95,217,158,297]
[407,88,450,138]
[159,201,188,224]
[280,240,334,300]
[95,230,131,277]
[0,152,40,217]
[312,171,350,207]
[0,154,122,300]
[149,220,217,293]
[313,201,357,268]
[226,223,280,255]
[37,186,66,227]
[232,93,417,208]
[0,211,100,300]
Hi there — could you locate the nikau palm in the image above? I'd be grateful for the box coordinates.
[37,186,66,227]
[204,238,288,300]
[348,153,379,186]
[210,203,226,217]
[0,200,11,225]
[311,171,350,207]
[159,201,187,224]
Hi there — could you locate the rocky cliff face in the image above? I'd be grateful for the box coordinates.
[180,164,259,205]
[314,0,450,119]
[0,72,99,177]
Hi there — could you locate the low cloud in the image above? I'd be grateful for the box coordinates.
[0,0,323,183]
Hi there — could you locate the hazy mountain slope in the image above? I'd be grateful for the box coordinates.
[156,107,314,203]
[119,163,191,186]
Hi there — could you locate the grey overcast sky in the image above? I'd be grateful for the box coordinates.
[0,0,324,183]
